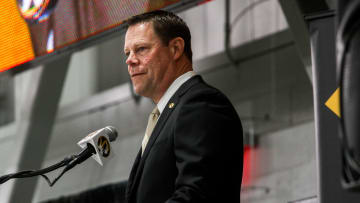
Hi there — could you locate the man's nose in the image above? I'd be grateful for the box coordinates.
[126,52,139,66]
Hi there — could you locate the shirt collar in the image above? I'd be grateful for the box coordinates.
[157,71,197,114]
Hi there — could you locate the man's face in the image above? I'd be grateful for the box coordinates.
[124,22,172,100]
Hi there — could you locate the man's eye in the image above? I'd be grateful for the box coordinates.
[137,47,146,52]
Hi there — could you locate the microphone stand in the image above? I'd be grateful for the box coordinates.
[0,143,96,187]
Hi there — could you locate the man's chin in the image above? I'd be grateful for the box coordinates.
[133,87,141,95]
[132,84,153,99]
[133,86,145,97]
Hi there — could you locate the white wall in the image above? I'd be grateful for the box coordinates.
[59,47,98,106]
[242,122,316,203]
[179,0,288,61]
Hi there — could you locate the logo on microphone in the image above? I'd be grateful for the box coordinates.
[97,136,110,157]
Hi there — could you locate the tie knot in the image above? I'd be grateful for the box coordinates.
[150,107,160,120]
[151,107,160,116]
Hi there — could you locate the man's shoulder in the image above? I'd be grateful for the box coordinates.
[178,75,219,96]
[179,76,232,106]
[176,76,241,126]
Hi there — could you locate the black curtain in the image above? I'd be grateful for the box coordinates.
[337,0,360,190]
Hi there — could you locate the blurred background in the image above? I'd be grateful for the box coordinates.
[0,0,342,202]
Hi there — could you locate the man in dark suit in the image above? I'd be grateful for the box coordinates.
[123,10,243,203]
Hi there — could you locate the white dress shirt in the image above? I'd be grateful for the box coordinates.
[157,71,197,115]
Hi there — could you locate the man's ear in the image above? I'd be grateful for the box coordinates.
[169,37,185,61]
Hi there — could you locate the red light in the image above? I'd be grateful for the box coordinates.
[242,145,256,186]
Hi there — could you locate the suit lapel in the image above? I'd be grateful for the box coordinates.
[127,75,203,199]
[128,96,178,198]
[126,148,142,200]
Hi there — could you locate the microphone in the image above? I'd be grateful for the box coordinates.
[77,126,118,165]
[64,126,118,172]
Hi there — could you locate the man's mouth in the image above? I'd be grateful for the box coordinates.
[131,72,146,77]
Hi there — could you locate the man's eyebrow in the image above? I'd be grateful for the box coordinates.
[134,42,151,47]
[124,42,150,53]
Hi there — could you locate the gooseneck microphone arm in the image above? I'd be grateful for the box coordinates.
[64,143,96,172]
[48,143,97,187]
[0,143,96,187]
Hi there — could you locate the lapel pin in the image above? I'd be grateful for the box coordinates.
[168,102,175,109]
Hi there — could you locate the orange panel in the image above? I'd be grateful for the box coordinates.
[0,0,35,72]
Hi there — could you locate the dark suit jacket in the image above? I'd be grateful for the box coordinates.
[126,75,243,203]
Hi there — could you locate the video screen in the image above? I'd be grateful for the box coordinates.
[0,0,203,73]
